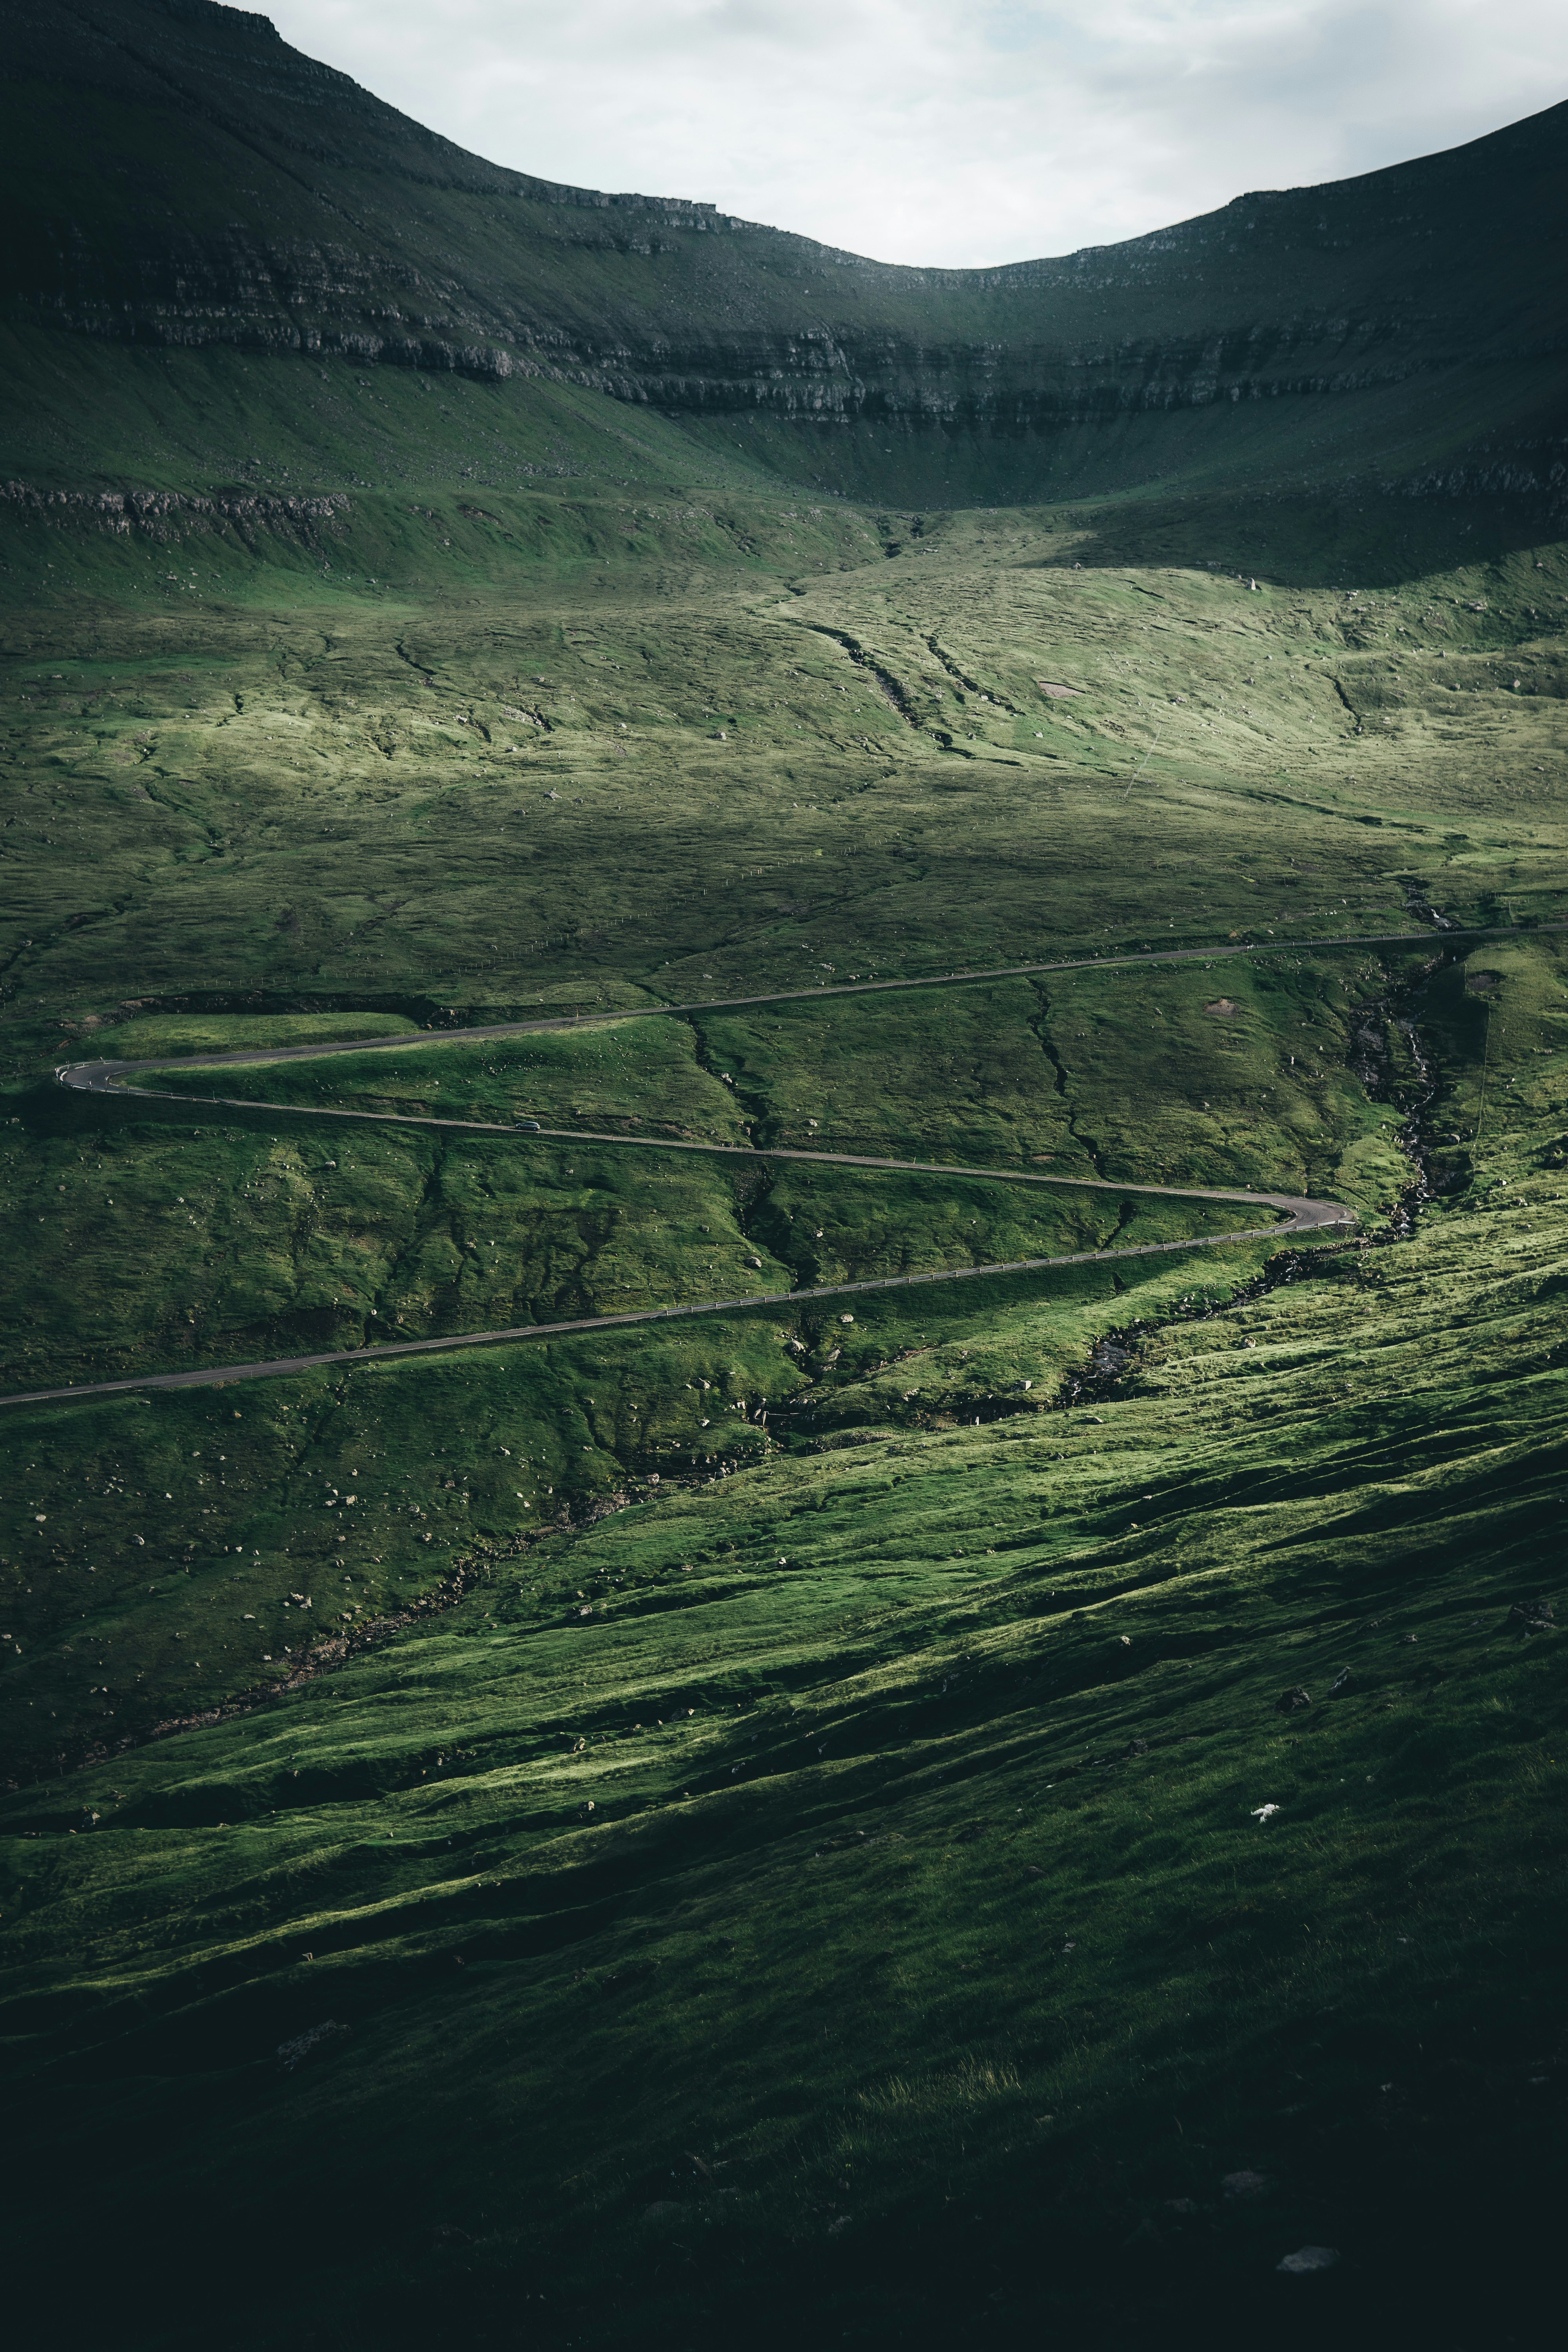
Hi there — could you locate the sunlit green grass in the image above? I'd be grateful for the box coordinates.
[2,369,1566,2348]
[4,1065,1565,2343]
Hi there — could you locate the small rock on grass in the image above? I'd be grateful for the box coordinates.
[1276,2245,1340,2274]
[1508,1597,1554,1635]
[276,2019,350,2073]
[1276,1685,1312,1713]
[1222,2170,1270,2200]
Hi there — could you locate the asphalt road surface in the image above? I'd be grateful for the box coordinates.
[22,923,1503,1408]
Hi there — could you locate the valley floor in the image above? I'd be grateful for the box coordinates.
[2,441,1564,2348]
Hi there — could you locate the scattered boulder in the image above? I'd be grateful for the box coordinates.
[1328,1667,1351,1695]
[1508,1598,1554,1635]
[1125,1736,1150,1757]
[1222,2170,1271,2200]
[1276,2245,1341,2274]
[1276,1685,1312,1713]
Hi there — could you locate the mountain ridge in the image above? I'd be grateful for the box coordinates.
[5,0,1565,495]
[3,14,1567,2347]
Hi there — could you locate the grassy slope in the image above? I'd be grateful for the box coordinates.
[1,323,1566,2346]
[3,978,1565,2350]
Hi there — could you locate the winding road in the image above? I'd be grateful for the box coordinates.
[18,922,1508,1410]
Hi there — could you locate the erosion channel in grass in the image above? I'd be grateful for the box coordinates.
[2,22,1566,2343]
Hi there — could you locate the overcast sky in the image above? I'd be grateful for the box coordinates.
[268,0,1566,268]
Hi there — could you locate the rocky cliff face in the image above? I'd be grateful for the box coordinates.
[4,0,1566,485]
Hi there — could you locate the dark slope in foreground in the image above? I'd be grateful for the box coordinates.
[4,0,1566,501]
[5,1014,1567,2352]
[2,18,1567,2352]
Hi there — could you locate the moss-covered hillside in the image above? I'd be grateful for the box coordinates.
[1,20,1566,2348]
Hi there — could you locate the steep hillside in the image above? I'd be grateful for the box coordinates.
[2,20,1566,2352]
[4,0,1566,506]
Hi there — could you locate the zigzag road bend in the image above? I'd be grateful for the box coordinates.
[2,15,1566,2345]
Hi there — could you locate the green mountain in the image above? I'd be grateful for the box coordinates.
[5,0,1567,505]
[2,11,1565,2351]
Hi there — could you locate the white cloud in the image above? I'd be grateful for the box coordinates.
[268,0,1568,266]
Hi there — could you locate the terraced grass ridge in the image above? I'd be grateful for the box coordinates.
[1,9,1565,2349]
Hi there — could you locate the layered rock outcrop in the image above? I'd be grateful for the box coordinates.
[3,0,1564,477]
